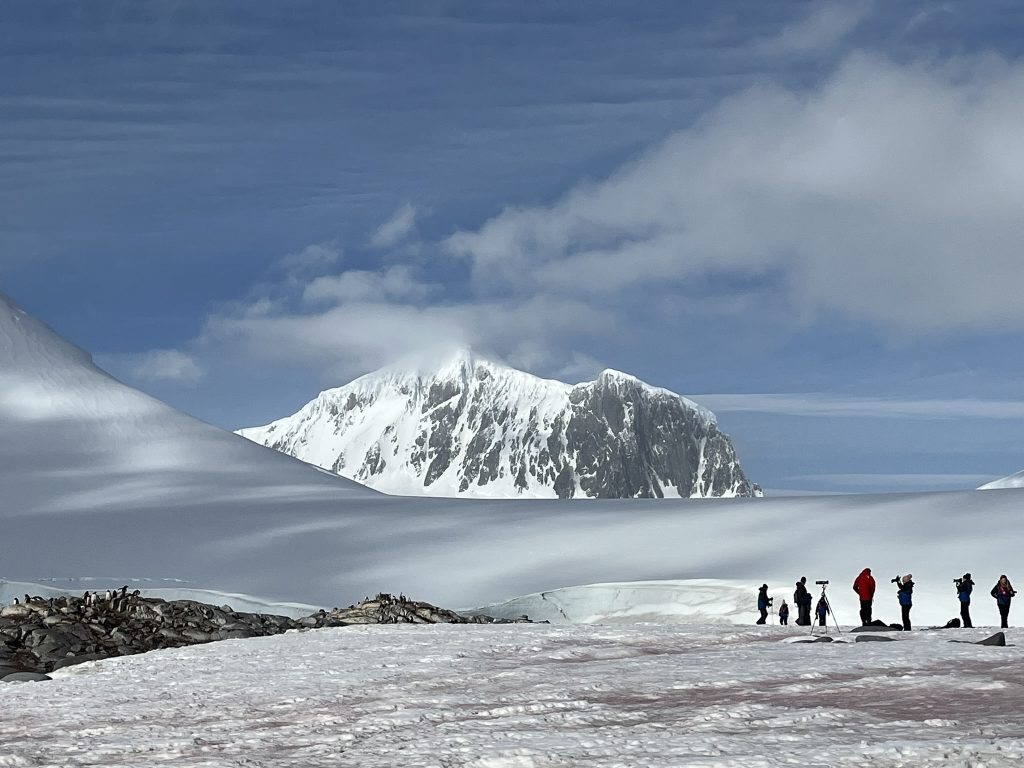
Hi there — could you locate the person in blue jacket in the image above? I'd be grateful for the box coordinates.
[991,575,1016,629]
[956,573,974,628]
[815,596,829,627]
[896,574,914,630]
[756,584,770,625]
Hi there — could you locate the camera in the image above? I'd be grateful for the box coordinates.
[954,577,963,587]
[766,597,774,606]
[815,580,829,585]
[890,576,901,584]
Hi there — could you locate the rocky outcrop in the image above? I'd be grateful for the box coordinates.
[300,592,529,628]
[239,350,761,499]
[0,591,517,677]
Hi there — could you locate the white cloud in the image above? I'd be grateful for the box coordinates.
[369,204,418,249]
[302,266,432,305]
[447,53,1024,334]
[122,349,204,384]
[755,2,871,56]
[786,473,994,488]
[277,241,342,277]
[691,394,1024,420]
[199,295,611,385]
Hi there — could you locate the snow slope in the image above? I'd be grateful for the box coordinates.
[2,290,1024,627]
[237,348,759,499]
[4,623,1024,766]
[979,470,1024,489]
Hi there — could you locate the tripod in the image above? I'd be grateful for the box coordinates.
[810,583,843,636]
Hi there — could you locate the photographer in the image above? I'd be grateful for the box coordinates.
[894,574,914,631]
[991,575,1016,629]
[956,573,974,628]
[757,584,770,625]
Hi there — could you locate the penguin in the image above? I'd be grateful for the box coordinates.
[12,597,19,605]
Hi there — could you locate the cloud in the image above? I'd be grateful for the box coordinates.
[755,2,871,56]
[175,51,1024,394]
[447,53,1024,334]
[691,394,1024,420]
[785,473,994,488]
[276,241,343,278]
[369,204,418,249]
[118,349,204,385]
[199,293,611,384]
[302,266,433,305]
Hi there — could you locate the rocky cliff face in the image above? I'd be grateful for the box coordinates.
[238,351,761,499]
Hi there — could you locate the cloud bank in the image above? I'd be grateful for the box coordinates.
[448,53,1024,334]
[152,51,1024,389]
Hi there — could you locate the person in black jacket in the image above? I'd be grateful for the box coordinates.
[794,577,811,626]
[956,573,974,628]
[991,575,1016,629]
[756,584,769,625]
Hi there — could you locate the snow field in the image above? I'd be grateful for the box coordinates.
[2,623,1024,767]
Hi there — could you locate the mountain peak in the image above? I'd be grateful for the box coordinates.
[0,290,95,372]
[240,355,758,500]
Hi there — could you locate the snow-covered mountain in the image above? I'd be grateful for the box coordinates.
[5,289,1024,627]
[237,350,760,499]
[978,470,1024,489]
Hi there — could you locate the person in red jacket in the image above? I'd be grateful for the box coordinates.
[852,568,876,625]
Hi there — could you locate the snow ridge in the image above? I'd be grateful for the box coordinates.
[238,348,759,499]
[979,469,1024,490]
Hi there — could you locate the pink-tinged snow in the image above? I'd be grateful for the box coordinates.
[2,624,1023,767]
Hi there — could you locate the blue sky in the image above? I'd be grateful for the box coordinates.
[3,1,1024,494]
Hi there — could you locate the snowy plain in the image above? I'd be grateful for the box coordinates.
[4,623,1024,767]
[6,290,1024,764]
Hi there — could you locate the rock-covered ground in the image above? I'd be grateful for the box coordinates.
[0,591,516,678]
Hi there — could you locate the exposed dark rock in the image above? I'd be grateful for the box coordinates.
[307,592,530,628]
[0,592,520,676]
[2,671,51,683]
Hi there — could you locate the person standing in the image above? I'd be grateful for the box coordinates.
[815,595,829,627]
[852,568,876,625]
[991,575,1016,629]
[779,600,789,625]
[897,574,914,631]
[794,577,811,626]
[757,584,769,625]
[957,573,974,628]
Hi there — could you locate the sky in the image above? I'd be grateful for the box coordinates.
[3,1,1024,495]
